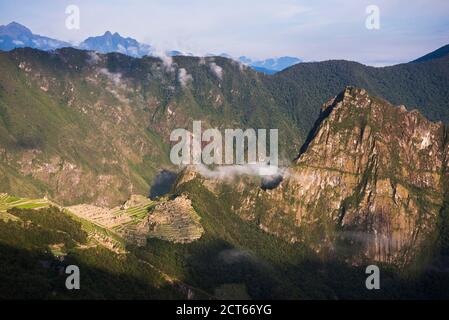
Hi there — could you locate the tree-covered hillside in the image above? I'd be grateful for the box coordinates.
[269,53,449,140]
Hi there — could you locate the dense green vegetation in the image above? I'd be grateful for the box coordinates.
[268,53,449,141]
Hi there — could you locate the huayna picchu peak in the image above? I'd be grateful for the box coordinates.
[174,87,448,268]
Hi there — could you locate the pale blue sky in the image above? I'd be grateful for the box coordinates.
[1,0,448,65]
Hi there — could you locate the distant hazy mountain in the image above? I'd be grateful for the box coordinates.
[238,55,302,74]
[0,22,303,71]
[167,50,194,57]
[0,22,70,51]
[206,54,302,73]
[78,31,153,57]
[249,56,302,71]
[250,66,278,75]
[237,55,252,65]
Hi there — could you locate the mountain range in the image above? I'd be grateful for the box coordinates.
[238,55,302,74]
[0,22,302,73]
[78,31,153,57]
[0,29,449,299]
[0,22,70,51]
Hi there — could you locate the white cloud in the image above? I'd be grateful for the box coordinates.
[153,50,176,72]
[178,68,193,88]
[98,68,122,86]
[86,51,101,64]
[194,163,283,180]
[209,62,223,79]
[230,59,247,71]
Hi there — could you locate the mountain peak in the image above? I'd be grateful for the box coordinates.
[0,21,32,37]
[237,55,302,73]
[0,21,69,51]
[7,21,31,30]
[102,31,122,38]
[79,30,152,57]
[287,87,446,263]
[319,86,364,112]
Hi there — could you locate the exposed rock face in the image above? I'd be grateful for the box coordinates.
[179,87,448,266]
[280,87,446,264]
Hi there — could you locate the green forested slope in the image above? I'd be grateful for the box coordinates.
[0,48,302,205]
[269,54,449,140]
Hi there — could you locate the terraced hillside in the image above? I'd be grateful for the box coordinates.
[2,191,205,249]
[68,194,156,246]
[0,196,187,299]
[0,193,50,220]
[0,193,49,210]
[66,193,204,246]
[0,192,214,299]
[0,193,126,252]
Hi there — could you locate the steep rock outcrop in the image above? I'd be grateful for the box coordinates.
[282,87,445,264]
[178,87,448,266]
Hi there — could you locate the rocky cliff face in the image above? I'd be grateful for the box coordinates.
[178,87,448,266]
[285,87,446,265]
